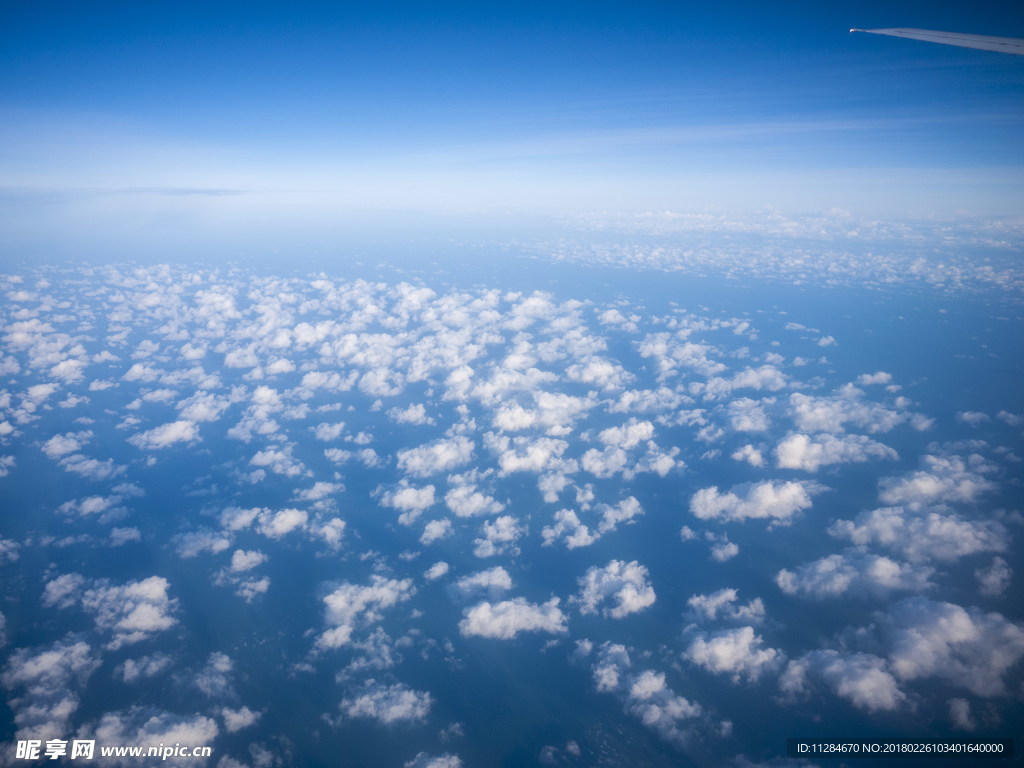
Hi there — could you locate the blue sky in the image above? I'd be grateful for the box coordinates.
[2,0,1023,236]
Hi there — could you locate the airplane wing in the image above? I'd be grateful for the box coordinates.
[850,28,1024,55]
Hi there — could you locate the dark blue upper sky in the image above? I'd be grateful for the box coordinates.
[2,0,1023,222]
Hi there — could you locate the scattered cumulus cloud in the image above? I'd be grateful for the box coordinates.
[573,560,656,619]
[451,567,513,601]
[318,576,415,649]
[776,550,933,599]
[685,589,765,625]
[774,433,897,471]
[587,642,704,748]
[397,436,474,478]
[340,680,432,724]
[459,598,567,639]
[1,639,100,738]
[690,480,819,526]
[685,627,783,683]
[829,506,1007,563]
[877,454,996,510]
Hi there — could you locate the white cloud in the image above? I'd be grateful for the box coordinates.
[57,454,126,481]
[690,480,818,526]
[318,576,416,649]
[609,387,687,414]
[702,365,787,401]
[597,307,637,331]
[444,482,504,518]
[84,576,179,649]
[234,578,270,602]
[266,358,295,375]
[880,597,1024,697]
[638,334,726,380]
[565,355,633,390]
[229,549,268,572]
[780,650,905,714]
[1,639,100,738]
[597,419,655,449]
[774,432,897,471]
[685,589,765,624]
[956,411,990,426]
[459,597,567,639]
[685,626,783,683]
[877,454,996,510]
[44,574,179,650]
[828,506,1007,563]
[424,562,449,580]
[257,508,308,539]
[249,444,305,477]
[782,596,1024,710]
[57,494,127,521]
[589,642,703,748]
[776,550,932,599]
[489,434,571,475]
[340,680,432,724]
[710,540,739,562]
[726,398,772,432]
[420,518,453,545]
[127,419,200,450]
[573,560,655,619]
[493,391,596,436]
[472,515,525,558]
[176,391,235,422]
[110,527,141,546]
[294,481,343,502]
[543,495,645,549]
[222,705,261,733]
[404,753,462,768]
[42,573,85,609]
[323,447,352,464]
[388,403,434,425]
[597,497,643,533]
[730,444,764,467]
[996,410,1023,426]
[219,506,263,531]
[359,367,404,397]
[313,421,347,441]
[122,363,161,383]
[89,708,219,766]
[0,538,18,565]
[976,557,1011,597]
[634,445,682,477]
[580,446,629,478]
[451,567,513,600]
[787,388,923,434]
[397,436,473,478]
[856,371,892,386]
[540,509,598,549]
[174,529,232,558]
[377,482,436,525]
[948,698,975,731]
[224,346,259,368]
[117,653,173,683]
[41,430,93,458]
[195,652,234,698]
[537,471,572,503]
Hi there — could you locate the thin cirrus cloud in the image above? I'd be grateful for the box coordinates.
[3,104,1024,228]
